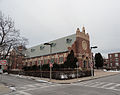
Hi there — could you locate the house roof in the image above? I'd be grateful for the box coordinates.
[24,34,76,58]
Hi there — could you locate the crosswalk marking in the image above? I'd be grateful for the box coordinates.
[19,86,27,89]
[100,83,116,88]
[107,84,120,89]
[17,91,32,95]
[18,83,50,90]
[90,82,106,87]
[6,83,62,95]
[84,82,100,86]
[73,81,120,91]
[25,84,36,87]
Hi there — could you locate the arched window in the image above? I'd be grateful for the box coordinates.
[83,60,86,68]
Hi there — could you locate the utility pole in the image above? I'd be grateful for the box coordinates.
[44,43,53,81]
[90,46,97,77]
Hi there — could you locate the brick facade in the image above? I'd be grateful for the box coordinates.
[104,53,120,69]
[108,53,120,68]
[68,27,91,68]
[9,46,25,70]
[10,27,92,70]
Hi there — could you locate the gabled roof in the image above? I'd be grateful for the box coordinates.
[24,34,76,58]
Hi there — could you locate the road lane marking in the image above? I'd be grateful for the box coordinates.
[90,82,106,87]
[19,86,28,89]
[107,84,120,89]
[21,84,62,92]
[72,81,120,92]
[100,83,116,88]
[19,83,49,90]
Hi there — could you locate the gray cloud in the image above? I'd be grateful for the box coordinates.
[0,0,120,58]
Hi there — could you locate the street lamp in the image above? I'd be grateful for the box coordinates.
[90,46,97,77]
[44,43,53,81]
[91,46,97,49]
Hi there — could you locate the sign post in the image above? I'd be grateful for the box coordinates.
[0,60,7,81]
[90,46,97,77]
[49,62,53,81]
[76,62,79,79]
[0,60,7,75]
[90,62,93,77]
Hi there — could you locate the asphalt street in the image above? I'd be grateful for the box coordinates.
[1,73,120,95]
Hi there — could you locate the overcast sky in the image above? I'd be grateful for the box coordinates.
[0,0,120,58]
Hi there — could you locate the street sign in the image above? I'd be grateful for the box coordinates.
[0,60,7,65]
[49,63,53,67]
[90,62,93,68]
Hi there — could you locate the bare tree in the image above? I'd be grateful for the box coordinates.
[0,11,28,59]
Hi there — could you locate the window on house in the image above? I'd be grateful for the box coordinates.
[115,58,119,62]
[83,60,86,68]
[51,58,55,63]
[110,59,113,63]
[88,61,90,68]
[110,63,112,67]
[40,46,45,50]
[44,59,48,64]
[115,54,118,57]
[51,43,56,47]
[59,57,64,63]
[110,55,112,58]
[32,61,35,65]
[66,38,72,44]
[31,49,35,52]
[115,63,119,66]
[17,64,19,67]
[38,60,41,65]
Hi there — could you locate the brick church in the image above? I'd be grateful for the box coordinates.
[10,27,92,70]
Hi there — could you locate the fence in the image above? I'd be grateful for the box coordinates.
[8,69,91,80]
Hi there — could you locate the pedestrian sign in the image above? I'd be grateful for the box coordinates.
[49,63,53,67]
[0,60,7,65]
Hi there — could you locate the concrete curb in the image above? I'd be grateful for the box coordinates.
[51,72,120,84]
[17,72,120,84]
[6,72,120,84]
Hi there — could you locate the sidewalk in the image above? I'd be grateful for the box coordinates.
[37,70,120,84]
[0,83,10,95]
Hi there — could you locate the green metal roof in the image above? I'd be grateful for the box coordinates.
[24,34,76,58]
